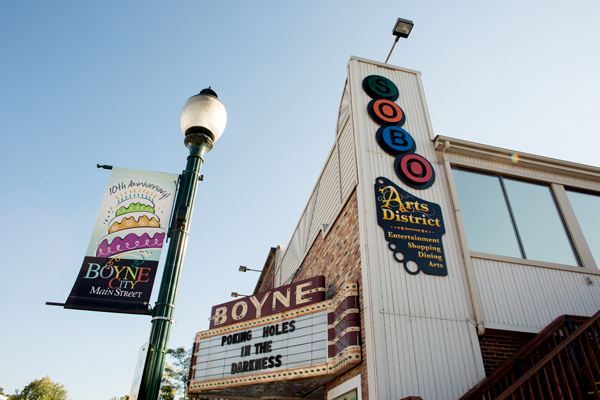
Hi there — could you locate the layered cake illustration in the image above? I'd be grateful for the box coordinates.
[68,167,177,313]
[95,192,166,258]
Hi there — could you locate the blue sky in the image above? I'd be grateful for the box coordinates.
[1,1,599,399]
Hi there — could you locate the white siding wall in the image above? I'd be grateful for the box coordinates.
[473,258,600,331]
[274,81,357,287]
[379,314,483,400]
[348,57,485,400]
[309,150,341,242]
[339,118,357,200]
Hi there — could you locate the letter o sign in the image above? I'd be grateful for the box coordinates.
[394,154,436,189]
[369,99,406,126]
[232,301,248,320]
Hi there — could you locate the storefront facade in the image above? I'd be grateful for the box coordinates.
[188,57,600,400]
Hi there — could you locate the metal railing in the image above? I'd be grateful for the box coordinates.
[461,310,600,400]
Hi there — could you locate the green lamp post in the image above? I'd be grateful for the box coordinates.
[137,88,227,400]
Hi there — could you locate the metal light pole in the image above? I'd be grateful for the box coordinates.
[137,88,227,400]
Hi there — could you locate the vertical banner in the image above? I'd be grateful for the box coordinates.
[65,167,179,314]
[129,341,149,400]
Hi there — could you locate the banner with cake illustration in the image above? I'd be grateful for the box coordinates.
[65,167,179,314]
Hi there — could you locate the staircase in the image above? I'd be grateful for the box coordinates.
[460,309,600,400]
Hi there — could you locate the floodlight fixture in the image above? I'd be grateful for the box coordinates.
[392,18,414,39]
[239,265,263,273]
[385,17,414,63]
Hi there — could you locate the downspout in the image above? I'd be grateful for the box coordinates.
[439,139,485,336]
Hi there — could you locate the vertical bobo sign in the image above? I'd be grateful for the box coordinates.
[364,75,447,276]
[363,74,436,189]
[65,167,179,314]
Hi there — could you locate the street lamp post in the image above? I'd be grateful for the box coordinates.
[137,88,227,400]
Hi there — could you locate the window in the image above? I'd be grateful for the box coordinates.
[327,374,361,400]
[566,189,600,269]
[452,167,579,266]
[332,390,357,400]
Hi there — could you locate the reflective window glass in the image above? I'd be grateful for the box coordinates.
[451,168,521,257]
[503,179,578,266]
[567,189,600,268]
[332,389,357,400]
[452,167,579,266]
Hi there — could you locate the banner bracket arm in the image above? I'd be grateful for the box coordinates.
[97,164,113,170]
[151,316,176,323]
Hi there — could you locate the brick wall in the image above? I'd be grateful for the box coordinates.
[255,252,276,293]
[478,333,534,376]
[293,190,368,400]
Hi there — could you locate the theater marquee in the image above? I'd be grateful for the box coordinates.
[188,278,361,399]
